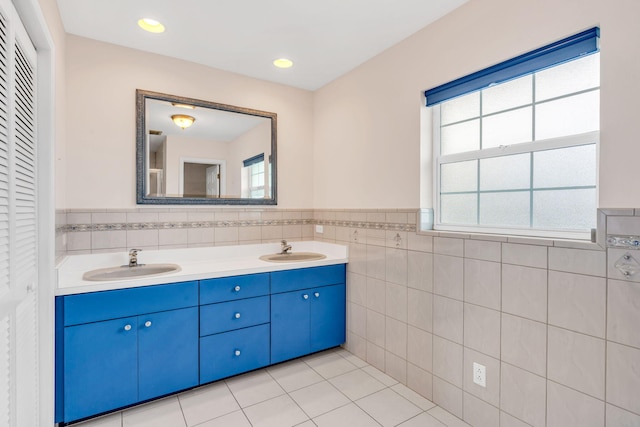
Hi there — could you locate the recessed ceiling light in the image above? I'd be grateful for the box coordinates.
[273,58,294,69]
[138,18,165,33]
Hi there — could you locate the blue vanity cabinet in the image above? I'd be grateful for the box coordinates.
[270,290,311,362]
[56,281,199,423]
[270,264,346,364]
[138,307,199,401]
[309,282,347,352]
[199,273,271,384]
[63,316,138,421]
[56,263,347,423]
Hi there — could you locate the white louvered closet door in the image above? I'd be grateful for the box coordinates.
[0,0,38,425]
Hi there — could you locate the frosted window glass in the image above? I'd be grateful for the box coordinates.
[535,90,599,140]
[479,191,530,227]
[441,119,480,155]
[441,160,477,193]
[533,189,596,229]
[480,153,530,191]
[533,144,596,188]
[441,92,480,125]
[483,75,532,114]
[482,107,532,149]
[441,194,477,225]
[536,54,600,101]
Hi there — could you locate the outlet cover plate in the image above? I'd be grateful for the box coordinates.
[473,362,486,387]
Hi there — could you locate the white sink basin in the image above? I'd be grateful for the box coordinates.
[259,252,327,263]
[82,264,181,281]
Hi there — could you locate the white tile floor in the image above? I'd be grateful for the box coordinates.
[74,348,471,427]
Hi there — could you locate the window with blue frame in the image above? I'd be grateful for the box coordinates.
[425,28,600,240]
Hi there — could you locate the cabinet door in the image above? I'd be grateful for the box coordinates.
[138,307,199,401]
[310,283,346,352]
[64,317,138,422]
[271,290,311,363]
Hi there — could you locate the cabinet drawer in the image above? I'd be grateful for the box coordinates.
[200,296,269,336]
[200,324,270,384]
[200,273,270,304]
[63,281,198,326]
[271,264,346,294]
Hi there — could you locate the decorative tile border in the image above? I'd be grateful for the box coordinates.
[607,235,640,249]
[315,219,417,232]
[63,219,315,232]
[61,218,416,233]
[58,208,640,244]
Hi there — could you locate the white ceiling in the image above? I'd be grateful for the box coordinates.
[57,0,468,91]
[147,98,269,142]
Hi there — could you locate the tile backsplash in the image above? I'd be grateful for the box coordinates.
[316,208,640,427]
[55,207,640,426]
[55,208,317,258]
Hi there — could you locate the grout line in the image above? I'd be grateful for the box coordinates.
[461,248,466,424]
[605,401,640,420]
[544,255,549,427]
[546,378,606,403]
[174,391,189,427]
[499,243,503,427]
[604,246,609,427]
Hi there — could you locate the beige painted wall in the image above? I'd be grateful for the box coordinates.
[64,0,640,210]
[65,35,314,209]
[37,0,67,210]
[313,0,640,209]
[228,121,272,198]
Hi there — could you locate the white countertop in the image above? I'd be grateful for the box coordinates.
[56,241,348,296]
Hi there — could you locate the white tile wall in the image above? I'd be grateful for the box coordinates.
[323,208,640,427]
[57,207,640,426]
[547,381,605,427]
[500,363,546,427]
[59,209,315,255]
[501,313,547,377]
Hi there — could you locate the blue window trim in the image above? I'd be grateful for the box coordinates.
[424,27,599,106]
[243,153,264,167]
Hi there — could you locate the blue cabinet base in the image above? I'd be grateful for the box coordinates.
[56,264,346,424]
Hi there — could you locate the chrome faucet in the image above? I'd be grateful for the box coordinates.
[128,249,142,267]
[280,240,292,254]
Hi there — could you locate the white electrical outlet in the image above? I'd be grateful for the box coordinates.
[473,362,486,387]
[315,225,324,234]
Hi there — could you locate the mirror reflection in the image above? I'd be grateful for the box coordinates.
[136,90,277,205]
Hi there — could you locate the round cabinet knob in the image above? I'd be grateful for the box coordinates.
[234,313,241,319]
[234,350,241,356]
[234,285,241,292]
[314,292,320,298]
[124,324,132,331]
[144,321,152,328]
[303,294,309,300]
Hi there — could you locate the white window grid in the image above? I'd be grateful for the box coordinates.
[247,161,265,198]
[433,72,599,240]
